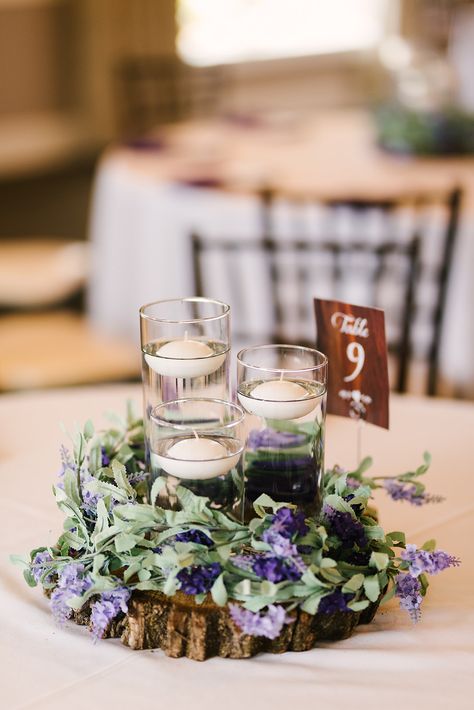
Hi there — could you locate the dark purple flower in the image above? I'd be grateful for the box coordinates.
[324,506,367,549]
[383,480,444,506]
[318,590,354,614]
[395,573,422,621]
[31,551,53,583]
[90,587,131,639]
[101,447,110,467]
[345,549,371,566]
[229,604,294,639]
[175,529,213,547]
[50,563,92,624]
[270,507,309,539]
[253,555,302,582]
[247,428,306,451]
[401,544,460,577]
[176,563,222,594]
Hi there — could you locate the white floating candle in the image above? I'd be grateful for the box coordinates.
[152,437,241,480]
[145,339,225,378]
[238,379,317,420]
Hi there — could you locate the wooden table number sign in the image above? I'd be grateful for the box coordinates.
[314,299,389,430]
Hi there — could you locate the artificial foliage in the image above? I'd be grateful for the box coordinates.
[13,405,460,643]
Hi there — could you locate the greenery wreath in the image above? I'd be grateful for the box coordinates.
[12,405,460,656]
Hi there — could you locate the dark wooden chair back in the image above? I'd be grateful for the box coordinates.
[193,234,420,393]
[192,186,461,395]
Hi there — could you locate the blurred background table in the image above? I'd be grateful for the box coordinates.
[1,384,472,709]
[88,110,474,392]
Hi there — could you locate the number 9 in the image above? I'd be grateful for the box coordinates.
[344,342,365,383]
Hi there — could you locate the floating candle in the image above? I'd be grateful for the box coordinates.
[153,436,241,480]
[238,379,318,420]
[145,338,226,378]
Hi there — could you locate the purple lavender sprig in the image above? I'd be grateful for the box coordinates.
[31,551,53,584]
[90,587,131,639]
[252,555,302,583]
[401,544,460,577]
[383,480,444,506]
[247,428,307,451]
[229,604,294,639]
[50,563,92,624]
[395,573,423,621]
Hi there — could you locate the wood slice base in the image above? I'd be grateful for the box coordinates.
[72,591,382,661]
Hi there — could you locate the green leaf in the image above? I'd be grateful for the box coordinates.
[211,573,228,606]
[347,599,370,612]
[386,531,406,546]
[252,493,288,516]
[83,419,95,441]
[163,573,179,596]
[324,494,356,518]
[23,568,36,587]
[421,539,436,552]
[342,573,365,593]
[115,533,138,553]
[150,476,165,505]
[363,574,381,602]
[369,552,389,571]
[363,524,385,541]
[301,590,325,614]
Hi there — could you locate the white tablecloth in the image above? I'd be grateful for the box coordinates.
[87,114,474,392]
[1,385,473,709]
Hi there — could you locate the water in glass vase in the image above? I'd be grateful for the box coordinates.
[142,339,231,446]
[150,434,244,519]
[238,380,326,520]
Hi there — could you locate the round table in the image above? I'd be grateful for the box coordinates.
[1,385,473,709]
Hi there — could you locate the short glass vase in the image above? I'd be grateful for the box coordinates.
[149,398,245,521]
[237,344,327,520]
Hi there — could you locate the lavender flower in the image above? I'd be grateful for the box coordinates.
[383,480,444,506]
[50,563,92,624]
[101,447,110,467]
[31,551,53,583]
[229,604,294,639]
[318,590,354,614]
[401,544,460,577]
[80,474,104,517]
[59,444,75,476]
[90,587,131,639]
[230,554,255,572]
[270,507,309,539]
[175,529,213,547]
[262,529,299,557]
[346,476,360,489]
[247,428,306,451]
[177,563,222,594]
[324,506,367,549]
[253,555,302,582]
[395,573,423,621]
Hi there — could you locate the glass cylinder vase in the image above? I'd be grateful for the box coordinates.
[140,297,231,460]
[237,344,327,520]
[149,398,245,521]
